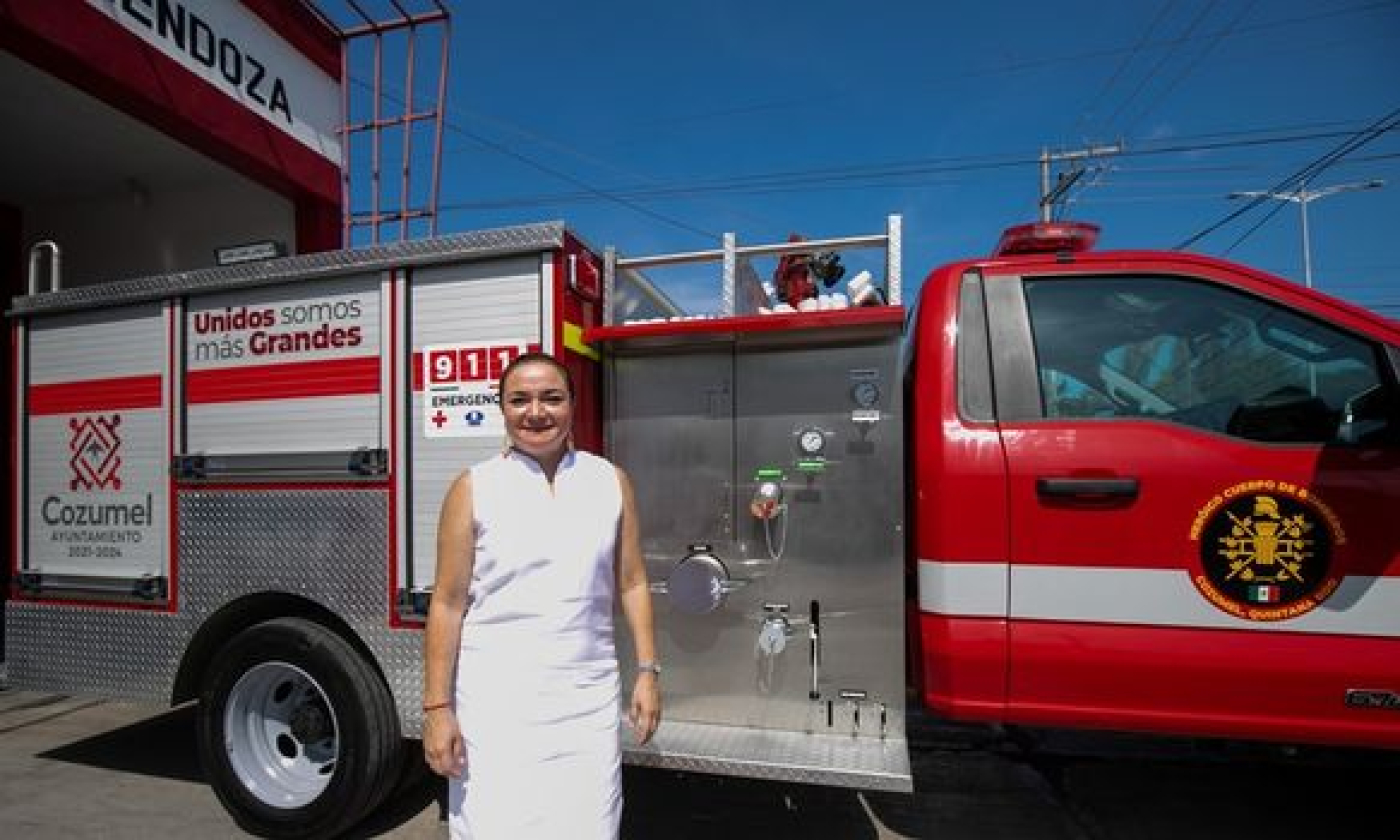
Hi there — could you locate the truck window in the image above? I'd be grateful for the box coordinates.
[1023,276,1397,446]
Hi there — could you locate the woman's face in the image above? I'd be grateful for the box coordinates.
[500,361,573,461]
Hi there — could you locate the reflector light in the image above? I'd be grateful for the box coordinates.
[994,222,1100,256]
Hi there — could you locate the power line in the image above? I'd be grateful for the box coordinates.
[1120,0,1260,136]
[1077,0,1178,137]
[1104,0,1219,131]
[1174,107,1400,251]
[344,76,718,241]
[619,0,1400,128]
[438,122,718,240]
[431,120,1397,212]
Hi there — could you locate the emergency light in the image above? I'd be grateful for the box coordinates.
[994,221,1100,257]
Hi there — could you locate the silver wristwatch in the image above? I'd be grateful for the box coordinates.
[637,661,662,677]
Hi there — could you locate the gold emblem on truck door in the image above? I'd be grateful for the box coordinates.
[1189,480,1345,621]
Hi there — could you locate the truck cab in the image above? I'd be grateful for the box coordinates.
[908,221,1400,748]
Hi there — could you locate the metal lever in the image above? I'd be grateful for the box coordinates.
[808,600,822,699]
[758,603,792,655]
[839,689,868,736]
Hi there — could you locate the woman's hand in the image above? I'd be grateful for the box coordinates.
[423,708,467,777]
[628,673,662,745]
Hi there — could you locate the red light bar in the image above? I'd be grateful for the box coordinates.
[994,221,1100,256]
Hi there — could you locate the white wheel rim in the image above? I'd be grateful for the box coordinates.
[224,661,339,808]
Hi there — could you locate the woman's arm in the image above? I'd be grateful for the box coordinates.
[422,470,475,777]
[616,468,661,744]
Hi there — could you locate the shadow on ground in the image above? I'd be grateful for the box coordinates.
[30,701,1400,840]
[38,703,205,783]
[37,702,441,838]
[621,711,1400,840]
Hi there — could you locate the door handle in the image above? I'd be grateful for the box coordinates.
[1036,477,1139,500]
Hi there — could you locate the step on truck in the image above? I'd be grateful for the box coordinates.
[7,216,1400,837]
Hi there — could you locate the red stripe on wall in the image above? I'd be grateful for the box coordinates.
[0,3,340,207]
[29,374,164,415]
[187,356,380,404]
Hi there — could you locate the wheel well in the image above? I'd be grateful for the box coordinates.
[172,593,381,705]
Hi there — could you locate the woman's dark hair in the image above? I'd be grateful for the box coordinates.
[499,351,575,399]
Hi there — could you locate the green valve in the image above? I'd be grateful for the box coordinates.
[796,460,826,472]
[754,467,785,480]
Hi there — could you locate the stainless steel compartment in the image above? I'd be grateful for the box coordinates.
[605,321,908,790]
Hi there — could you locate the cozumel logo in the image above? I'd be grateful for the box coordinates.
[69,415,123,491]
[1189,480,1345,621]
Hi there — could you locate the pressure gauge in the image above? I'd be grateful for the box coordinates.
[852,381,881,408]
[797,427,826,456]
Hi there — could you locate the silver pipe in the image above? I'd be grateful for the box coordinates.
[617,233,892,270]
[721,232,736,316]
[616,247,726,269]
[886,214,902,305]
[603,247,617,327]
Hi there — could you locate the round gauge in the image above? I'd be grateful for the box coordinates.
[797,428,826,456]
[852,381,881,408]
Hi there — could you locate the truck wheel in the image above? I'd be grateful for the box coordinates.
[197,618,402,839]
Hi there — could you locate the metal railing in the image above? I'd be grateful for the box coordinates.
[307,1,452,245]
[602,215,902,325]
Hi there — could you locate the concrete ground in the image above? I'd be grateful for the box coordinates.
[3,687,1397,839]
[0,689,441,839]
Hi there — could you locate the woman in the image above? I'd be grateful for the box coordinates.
[422,352,661,839]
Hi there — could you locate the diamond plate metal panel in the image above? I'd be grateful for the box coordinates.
[9,222,567,316]
[5,488,428,730]
[177,490,387,617]
[624,719,912,792]
[4,603,187,701]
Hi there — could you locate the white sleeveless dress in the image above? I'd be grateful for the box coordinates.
[447,449,624,839]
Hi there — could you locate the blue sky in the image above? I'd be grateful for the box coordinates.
[336,0,1400,317]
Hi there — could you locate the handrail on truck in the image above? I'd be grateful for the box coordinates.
[601,215,902,326]
[27,240,61,295]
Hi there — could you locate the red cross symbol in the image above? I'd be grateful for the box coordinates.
[431,410,449,429]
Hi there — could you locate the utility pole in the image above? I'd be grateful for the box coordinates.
[1228,179,1385,289]
[1228,178,1386,396]
[1039,142,1123,222]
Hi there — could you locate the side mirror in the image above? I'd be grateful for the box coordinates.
[1337,385,1396,445]
[1227,386,1337,443]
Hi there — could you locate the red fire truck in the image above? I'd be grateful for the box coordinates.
[8,217,1399,837]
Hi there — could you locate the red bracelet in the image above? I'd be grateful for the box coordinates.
[422,701,453,712]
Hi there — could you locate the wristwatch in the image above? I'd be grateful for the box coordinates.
[637,661,662,677]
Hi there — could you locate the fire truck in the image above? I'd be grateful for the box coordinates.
[7,217,1399,837]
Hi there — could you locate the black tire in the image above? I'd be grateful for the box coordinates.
[196,617,403,839]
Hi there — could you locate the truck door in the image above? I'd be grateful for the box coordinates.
[20,304,172,603]
[986,266,1400,748]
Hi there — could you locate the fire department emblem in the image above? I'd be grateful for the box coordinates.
[1189,480,1344,621]
[69,414,123,491]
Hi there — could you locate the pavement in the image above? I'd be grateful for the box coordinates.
[3,686,1399,839]
[0,689,442,839]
